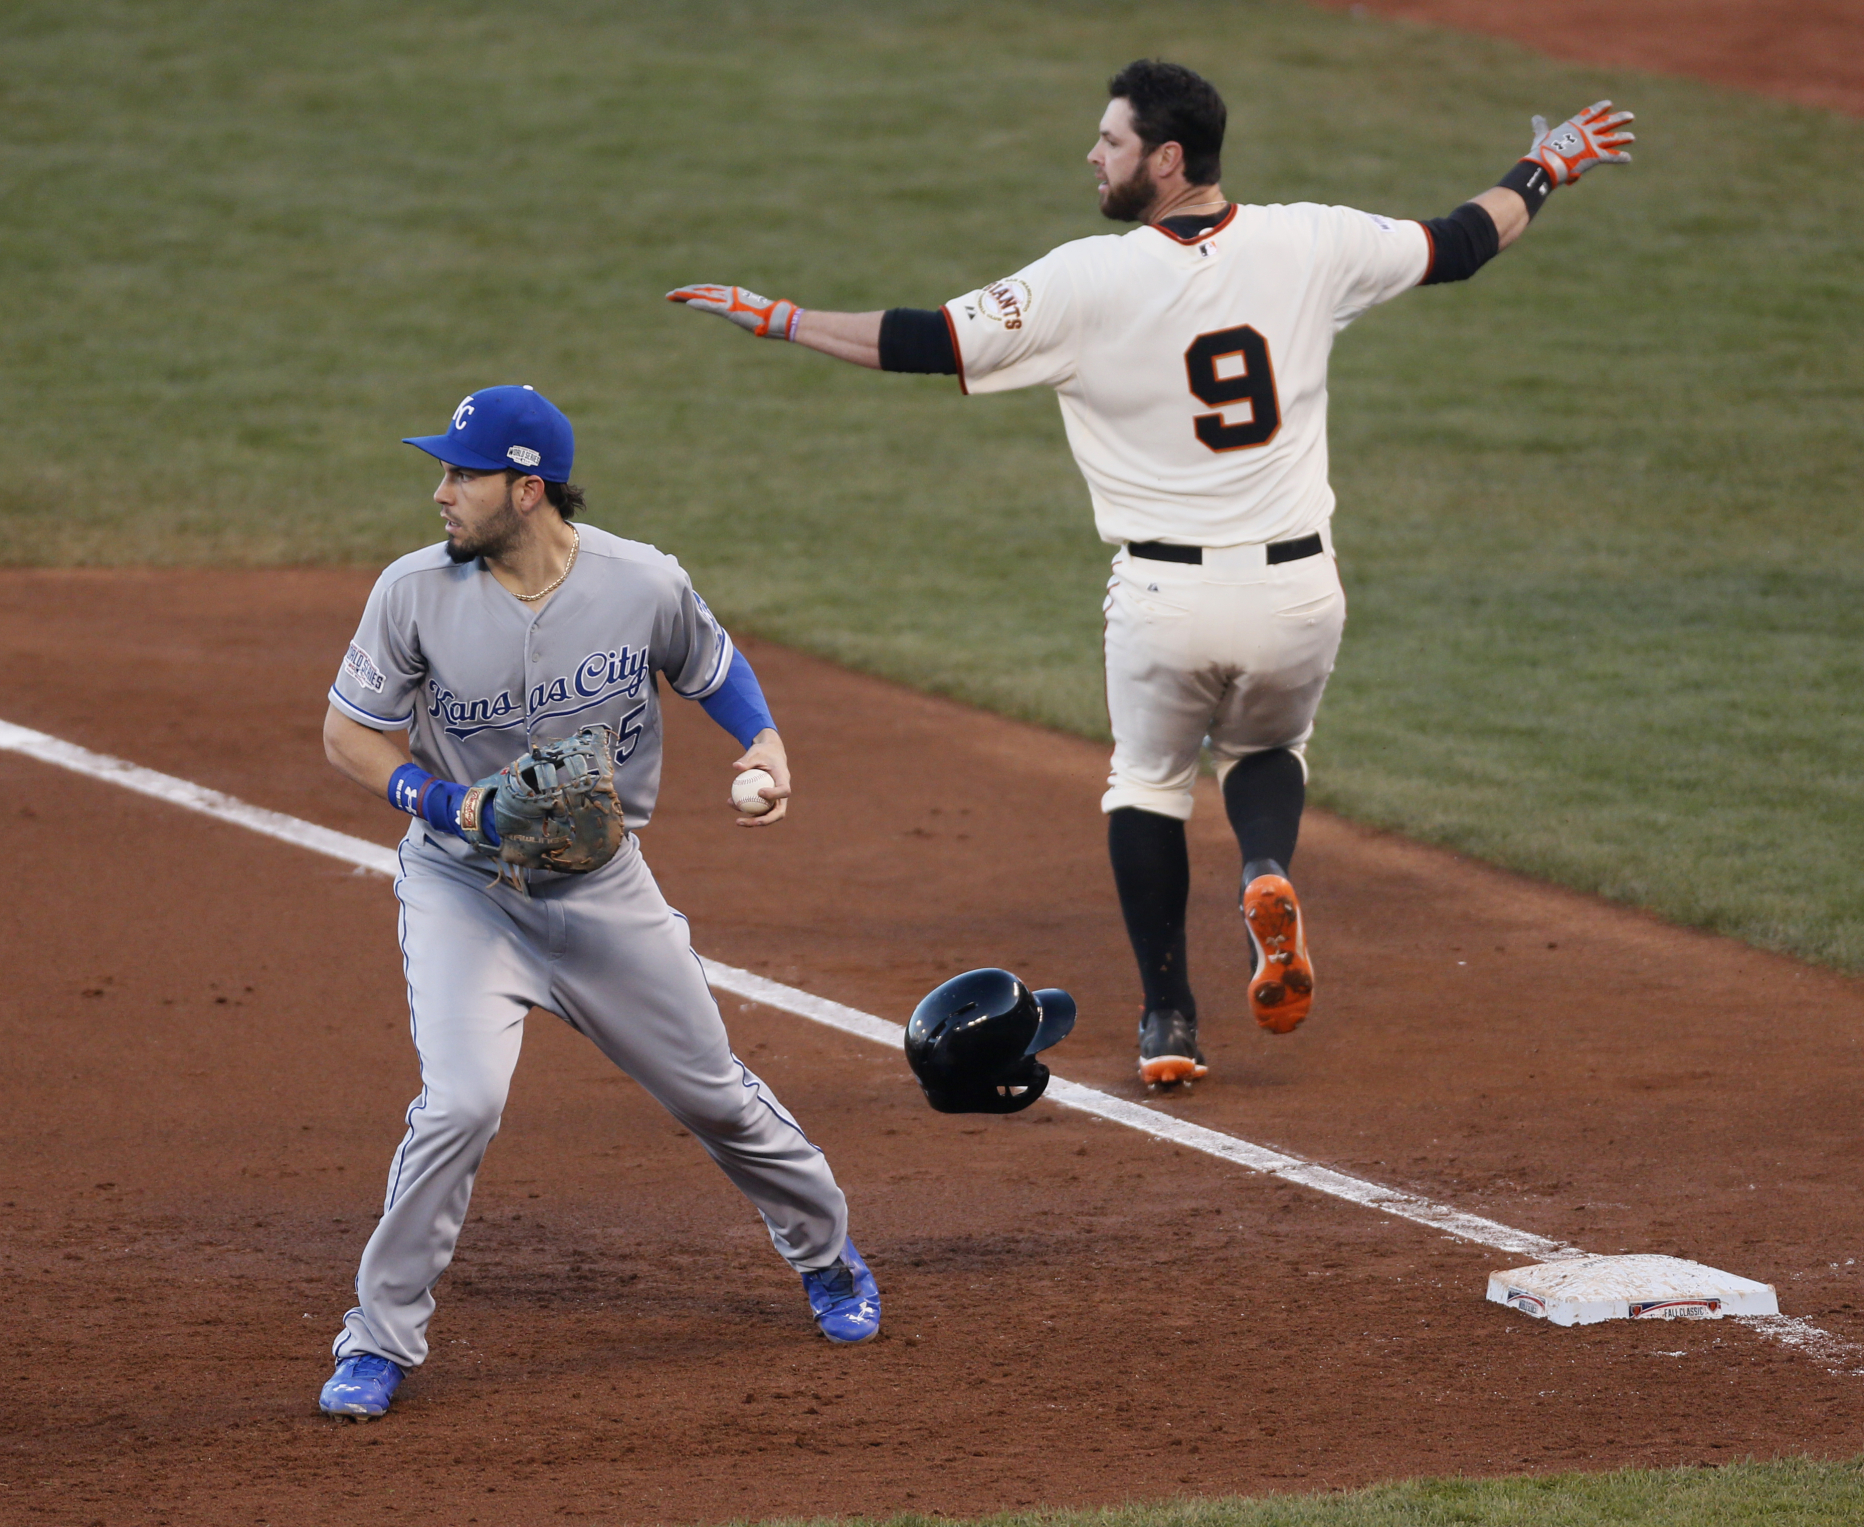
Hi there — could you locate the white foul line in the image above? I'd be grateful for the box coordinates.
[690,964,1569,1257]
[0,715,1566,1258]
[0,720,401,878]
[16,717,1849,1364]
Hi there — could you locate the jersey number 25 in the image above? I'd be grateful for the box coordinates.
[1185,325,1282,452]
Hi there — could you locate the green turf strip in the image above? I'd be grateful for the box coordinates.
[3,2,1860,967]
[759,1459,1864,1525]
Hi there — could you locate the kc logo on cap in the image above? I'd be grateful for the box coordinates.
[406,385,576,483]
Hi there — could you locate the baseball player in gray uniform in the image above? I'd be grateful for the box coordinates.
[316,384,879,1420]
[669,62,1631,1088]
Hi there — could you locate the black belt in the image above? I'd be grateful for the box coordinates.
[1127,533,1323,566]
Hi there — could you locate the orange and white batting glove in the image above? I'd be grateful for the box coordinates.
[1525,100,1635,185]
[665,283,805,340]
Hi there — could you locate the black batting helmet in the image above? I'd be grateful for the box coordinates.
[905,968,1077,1115]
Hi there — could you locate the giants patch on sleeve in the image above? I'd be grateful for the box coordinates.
[977,277,1032,330]
[344,641,386,693]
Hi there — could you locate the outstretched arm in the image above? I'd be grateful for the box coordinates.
[1418,100,1634,283]
[665,284,886,368]
[795,310,884,368]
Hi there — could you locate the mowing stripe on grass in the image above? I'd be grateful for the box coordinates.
[11,715,1856,1368]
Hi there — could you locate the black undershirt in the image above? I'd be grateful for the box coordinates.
[1156,206,1232,240]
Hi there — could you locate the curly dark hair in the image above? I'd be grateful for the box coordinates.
[1107,60,1227,187]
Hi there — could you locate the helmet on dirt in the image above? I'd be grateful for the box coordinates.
[904,968,1076,1115]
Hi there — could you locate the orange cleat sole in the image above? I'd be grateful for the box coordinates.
[1244,874,1313,1034]
[1138,1054,1208,1086]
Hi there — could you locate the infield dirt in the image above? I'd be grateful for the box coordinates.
[3,568,1863,1525]
[1311,0,1864,116]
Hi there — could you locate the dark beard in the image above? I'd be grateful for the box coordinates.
[1099,163,1156,222]
[444,495,522,564]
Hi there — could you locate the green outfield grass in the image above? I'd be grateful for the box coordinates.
[3,0,1861,968]
[765,1458,1864,1525]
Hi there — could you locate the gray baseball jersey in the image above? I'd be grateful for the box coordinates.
[330,523,732,831]
[326,526,851,1372]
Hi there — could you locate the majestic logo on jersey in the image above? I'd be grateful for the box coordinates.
[427,645,654,741]
[343,642,386,693]
[451,395,475,431]
[506,445,541,467]
[977,278,1031,331]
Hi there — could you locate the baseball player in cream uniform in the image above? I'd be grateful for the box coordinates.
[315,385,880,1420]
[669,61,1632,1086]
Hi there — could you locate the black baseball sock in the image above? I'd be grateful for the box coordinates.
[1223,749,1306,888]
[1107,807,1196,1022]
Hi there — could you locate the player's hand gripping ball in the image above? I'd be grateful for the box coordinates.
[731,768,776,818]
[1526,101,1634,185]
[460,726,626,882]
[665,283,804,340]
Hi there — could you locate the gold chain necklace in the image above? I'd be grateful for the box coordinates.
[513,525,579,603]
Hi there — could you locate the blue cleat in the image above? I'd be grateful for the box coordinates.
[801,1238,882,1344]
[319,1353,404,1419]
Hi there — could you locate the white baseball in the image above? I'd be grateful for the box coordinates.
[731,768,776,816]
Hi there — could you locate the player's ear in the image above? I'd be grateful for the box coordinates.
[513,474,549,515]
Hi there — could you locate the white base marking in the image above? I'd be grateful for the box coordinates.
[1737,1314,1864,1375]
[6,718,1841,1361]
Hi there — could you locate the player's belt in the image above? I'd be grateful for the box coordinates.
[1127,533,1323,566]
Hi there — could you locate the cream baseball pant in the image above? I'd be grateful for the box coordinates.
[1101,540,1348,820]
[333,828,849,1371]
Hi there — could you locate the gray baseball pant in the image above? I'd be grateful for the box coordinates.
[333,831,849,1370]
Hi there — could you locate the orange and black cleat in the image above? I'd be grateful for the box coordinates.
[1243,874,1313,1033]
[1137,1008,1208,1087]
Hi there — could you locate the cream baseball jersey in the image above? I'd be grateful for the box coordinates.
[943,202,1430,548]
[328,523,733,831]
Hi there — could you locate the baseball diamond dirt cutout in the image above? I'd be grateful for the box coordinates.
[4,569,1864,1525]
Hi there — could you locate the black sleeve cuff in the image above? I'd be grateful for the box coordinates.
[879,308,959,374]
[1419,201,1502,285]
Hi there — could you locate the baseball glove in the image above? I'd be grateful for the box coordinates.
[460,726,626,887]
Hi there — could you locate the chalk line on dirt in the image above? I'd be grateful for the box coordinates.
[10,716,1843,1363]
[0,719,401,877]
[683,965,1569,1258]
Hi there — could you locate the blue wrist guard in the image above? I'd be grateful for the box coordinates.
[387,762,499,846]
[699,649,778,749]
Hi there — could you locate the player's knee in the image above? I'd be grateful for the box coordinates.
[677,1095,762,1140]
[421,1075,510,1139]
[1213,744,1309,791]
[674,1076,797,1144]
[1100,778,1195,820]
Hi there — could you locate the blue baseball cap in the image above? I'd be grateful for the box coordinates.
[404,385,574,481]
